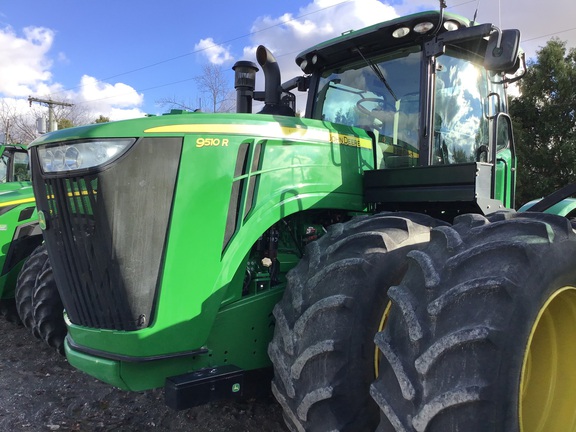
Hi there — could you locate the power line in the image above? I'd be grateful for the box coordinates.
[72,3,576,110]
[73,77,198,107]
[522,27,576,43]
[51,0,355,99]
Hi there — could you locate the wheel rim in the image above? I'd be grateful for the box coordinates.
[520,286,576,432]
[374,301,392,378]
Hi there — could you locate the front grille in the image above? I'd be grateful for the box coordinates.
[32,137,183,331]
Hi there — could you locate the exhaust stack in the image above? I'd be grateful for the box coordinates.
[256,45,284,115]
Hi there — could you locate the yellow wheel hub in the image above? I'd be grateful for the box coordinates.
[520,287,576,432]
[374,301,392,378]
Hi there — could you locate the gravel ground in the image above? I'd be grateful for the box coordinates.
[0,318,288,432]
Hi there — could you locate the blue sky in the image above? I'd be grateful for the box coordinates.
[1,0,574,121]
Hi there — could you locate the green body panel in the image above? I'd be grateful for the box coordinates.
[0,144,39,300]
[64,341,128,388]
[0,187,37,298]
[518,198,576,216]
[67,286,285,391]
[494,148,515,209]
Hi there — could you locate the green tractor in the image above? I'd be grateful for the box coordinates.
[26,6,576,432]
[0,143,43,320]
[0,142,65,352]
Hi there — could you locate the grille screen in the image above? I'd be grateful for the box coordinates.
[32,137,183,331]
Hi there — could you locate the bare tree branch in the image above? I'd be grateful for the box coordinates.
[194,64,234,113]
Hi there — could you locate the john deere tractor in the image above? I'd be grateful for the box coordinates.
[0,143,43,320]
[26,6,576,432]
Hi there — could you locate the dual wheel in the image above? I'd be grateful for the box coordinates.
[270,211,576,431]
[15,243,66,355]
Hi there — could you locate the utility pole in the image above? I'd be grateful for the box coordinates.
[28,96,73,133]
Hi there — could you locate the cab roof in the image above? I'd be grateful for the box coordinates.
[296,11,471,70]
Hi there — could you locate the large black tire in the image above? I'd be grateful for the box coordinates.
[32,255,66,355]
[269,212,446,432]
[371,212,576,432]
[15,244,46,333]
[15,244,66,354]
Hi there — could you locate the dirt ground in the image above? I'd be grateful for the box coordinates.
[0,319,288,432]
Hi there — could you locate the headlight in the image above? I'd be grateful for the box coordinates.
[38,138,135,173]
[443,20,460,31]
[413,21,434,34]
[392,26,411,38]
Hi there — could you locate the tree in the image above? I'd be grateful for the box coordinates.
[194,64,235,113]
[156,96,200,112]
[0,97,94,144]
[0,99,20,143]
[509,39,576,207]
[94,115,110,123]
[57,118,74,130]
[1,100,39,144]
[157,64,235,113]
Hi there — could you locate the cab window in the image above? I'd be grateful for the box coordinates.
[433,49,489,164]
[314,47,422,168]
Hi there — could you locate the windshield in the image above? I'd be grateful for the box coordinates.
[14,151,31,181]
[0,150,31,183]
[314,47,422,168]
[0,154,7,183]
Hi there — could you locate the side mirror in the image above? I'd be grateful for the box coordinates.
[484,29,520,72]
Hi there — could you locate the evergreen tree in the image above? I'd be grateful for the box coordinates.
[510,39,576,207]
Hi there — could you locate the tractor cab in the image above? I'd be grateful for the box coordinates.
[242,11,522,217]
[0,144,31,183]
[300,11,522,216]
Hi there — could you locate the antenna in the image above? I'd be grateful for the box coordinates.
[432,0,447,36]
[472,0,481,24]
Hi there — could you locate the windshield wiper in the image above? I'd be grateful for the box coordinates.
[354,48,399,101]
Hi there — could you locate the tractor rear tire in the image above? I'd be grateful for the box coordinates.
[371,212,576,432]
[32,256,66,355]
[15,244,65,354]
[269,212,446,432]
[15,244,46,333]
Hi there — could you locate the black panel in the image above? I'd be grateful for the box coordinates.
[1,222,43,276]
[223,142,250,251]
[364,162,504,215]
[244,141,263,219]
[0,204,17,216]
[31,137,183,331]
[165,365,244,410]
[18,206,35,222]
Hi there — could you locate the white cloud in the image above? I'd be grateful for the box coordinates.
[194,37,234,65]
[241,0,399,111]
[0,24,146,123]
[79,75,143,108]
[106,107,147,121]
[0,25,54,97]
[76,75,146,120]
[247,0,398,60]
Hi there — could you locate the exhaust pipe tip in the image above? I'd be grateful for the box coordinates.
[256,45,281,109]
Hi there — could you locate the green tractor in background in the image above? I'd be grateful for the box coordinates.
[0,143,42,322]
[26,5,576,432]
[0,142,65,353]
